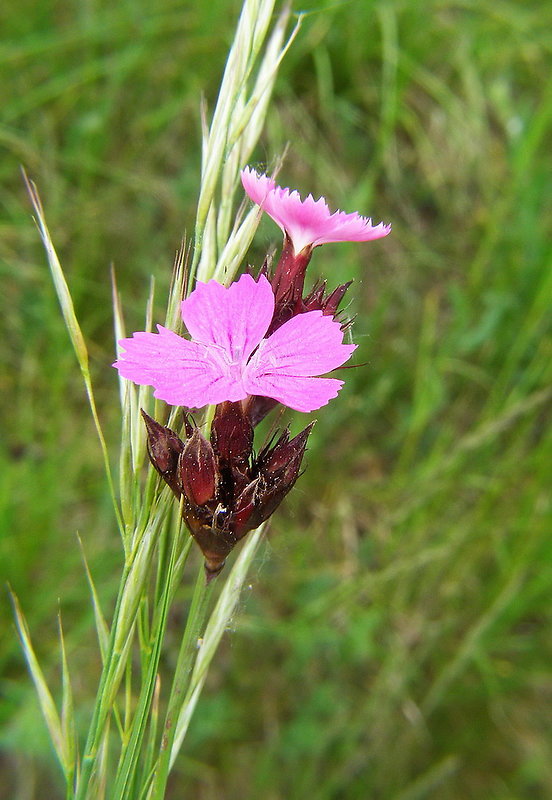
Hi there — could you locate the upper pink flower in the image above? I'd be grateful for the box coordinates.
[241,166,391,254]
[114,274,356,413]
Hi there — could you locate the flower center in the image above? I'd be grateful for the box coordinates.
[207,342,247,382]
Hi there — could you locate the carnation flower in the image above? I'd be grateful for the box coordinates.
[241,166,391,254]
[114,273,356,413]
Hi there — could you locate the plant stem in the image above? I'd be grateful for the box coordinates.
[75,516,160,800]
[74,563,131,800]
[111,514,188,798]
[150,568,212,800]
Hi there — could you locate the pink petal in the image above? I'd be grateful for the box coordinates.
[181,273,274,362]
[241,167,391,254]
[114,326,247,408]
[243,311,356,411]
[247,311,356,377]
[243,373,345,413]
[240,166,276,205]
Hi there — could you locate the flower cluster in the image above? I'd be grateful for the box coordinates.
[115,168,390,576]
[142,405,312,579]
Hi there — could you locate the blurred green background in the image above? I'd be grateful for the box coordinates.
[1,0,551,798]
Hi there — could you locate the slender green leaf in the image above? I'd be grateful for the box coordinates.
[12,593,67,775]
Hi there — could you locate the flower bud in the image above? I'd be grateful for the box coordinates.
[141,410,184,498]
[258,422,314,480]
[178,427,218,508]
[210,401,253,467]
[235,422,315,535]
[231,478,260,536]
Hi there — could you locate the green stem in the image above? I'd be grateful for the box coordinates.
[111,516,188,799]
[74,563,131,800]
[75,517,159,800]
[168,525,265,767]
[150,568,212,800]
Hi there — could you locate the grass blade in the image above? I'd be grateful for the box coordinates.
[169,524,266,767]
[58,612,78,795]
[12,592,68,776]
[23,171,124,539]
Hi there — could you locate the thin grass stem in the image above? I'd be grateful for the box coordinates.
[112,511,188,798]
[149,567,213,800]
[23,171,125,541]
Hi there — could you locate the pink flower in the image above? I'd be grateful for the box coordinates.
[241,166,391,254]
[114,274,356,413]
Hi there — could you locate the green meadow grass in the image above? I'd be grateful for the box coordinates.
[1,0,551,798]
